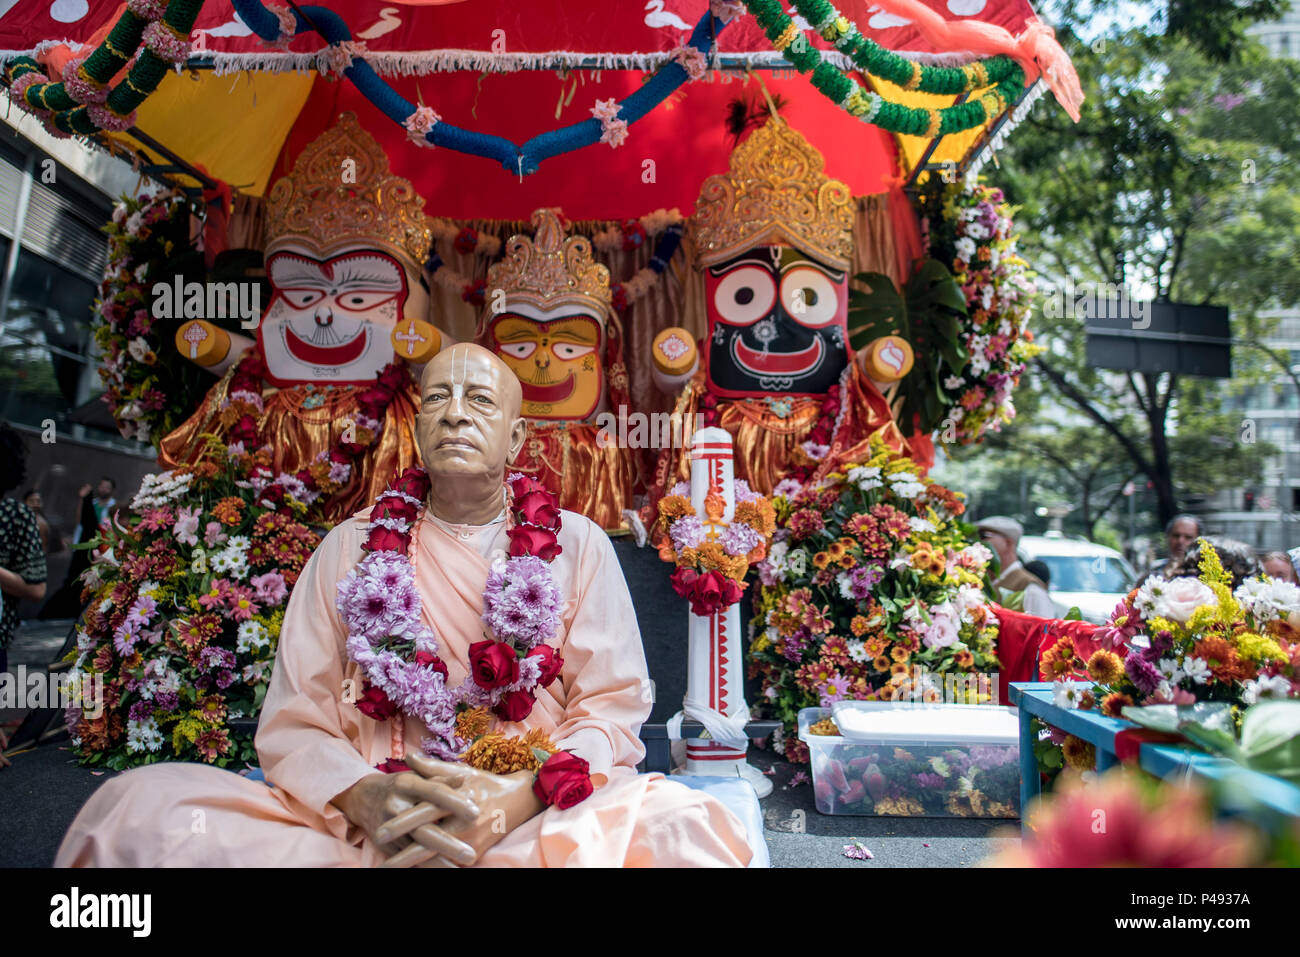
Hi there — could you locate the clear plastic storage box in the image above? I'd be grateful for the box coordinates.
[797,701,1021,818]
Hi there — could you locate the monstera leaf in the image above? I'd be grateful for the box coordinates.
[847,259,968,437]
[1126,700,1300,785]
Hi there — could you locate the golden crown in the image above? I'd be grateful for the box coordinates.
[487,208,612,316]
[264,112,433,269]
[692,119,855,270]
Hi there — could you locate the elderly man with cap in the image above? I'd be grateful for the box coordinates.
[975,516,1055,618]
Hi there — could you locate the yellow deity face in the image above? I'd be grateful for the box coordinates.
[487,303,605,421]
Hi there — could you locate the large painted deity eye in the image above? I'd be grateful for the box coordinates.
[713,266,776,326]
[280,288,325,309]
[334,291,396,312]
[498,341,538,359]
[780,267,840,327]
[552,342,596,360]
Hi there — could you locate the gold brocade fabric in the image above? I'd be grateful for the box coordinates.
[158,368,421,525]
[652,372,822,500]
[815,362,936,479]
[510,420,641,533]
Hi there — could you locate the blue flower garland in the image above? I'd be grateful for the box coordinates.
[231,1,729,175]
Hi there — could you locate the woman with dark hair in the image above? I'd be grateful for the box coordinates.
[1180,537,1260,591]
[0,423,47,674]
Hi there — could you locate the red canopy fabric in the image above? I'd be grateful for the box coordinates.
[2,0,1044,70]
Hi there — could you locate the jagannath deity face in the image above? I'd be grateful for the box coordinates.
[258,244,424,387]
[705,244,850,397]
[486,301,605,420]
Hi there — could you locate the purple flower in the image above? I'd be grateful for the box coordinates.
[336,555,420,641]
[1125,650,1162,695]
[914,772,945,789]
[250,570,287,605]
[112,621,140,657]
[720,522,762,557]
[199,647,236,672]
[482,554,561,648]
[215,669,237,690]
[126,594,157,628]
[128,699,154,721]
[780,631,809,663]
[669,515,707,552]
[154,690,179,711]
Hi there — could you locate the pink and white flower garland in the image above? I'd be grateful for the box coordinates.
[336,469,566,761]
[591,98,629,149]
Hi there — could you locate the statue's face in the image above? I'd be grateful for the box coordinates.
[704,244,850,397]
[486,302,605,421]
[415,344,525,483]
[258,246,422,386]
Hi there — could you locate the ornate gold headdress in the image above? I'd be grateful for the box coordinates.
[487,208,612,317]
[264,112,433,269]
[692,119,854,270]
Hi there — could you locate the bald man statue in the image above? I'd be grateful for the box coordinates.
[56,344,753,867]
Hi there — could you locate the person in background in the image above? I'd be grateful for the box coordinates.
[1024,558,1069,618]
[74,477,116,544]
[22,490,61,555]
[1181,537,1259,590]
[1146,514,1201,580]
[1260,551,1299,585]
[39,481,107,620]
[0,425,48,675]
[975,516,1056,618]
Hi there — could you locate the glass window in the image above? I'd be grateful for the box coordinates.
[1036,555,1136,593]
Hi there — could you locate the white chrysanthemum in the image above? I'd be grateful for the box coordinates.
[908,516,936,533]
[1157,657,1184,684]
[846,639,869,663]
[1052,680,1085,710]
[1233,577,1300,622]
[126,717,164,754]
[1182,656,1211,685]
[237,620,270,654]
[846,465,883,492]
[1242,674,1294,705]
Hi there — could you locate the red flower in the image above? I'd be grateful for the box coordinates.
[392,467,431,501]
[493,689,536,723]
[526,644,564,687]
[532,751,593,809]
[462,279,487,306]
[373,496,419,525]
[620,219,647,251]
[514,489,560,529]
[230,414,259,446]
[671,568,743,617]
[468,640,519,690]
[414,650,449,680]
[453,227,478,255]
[508,525,562,561]
[508,474,548,498]
[356,685,399,721]
[375,758,410,773]
[364,526,412,554]
[611,284,629,312]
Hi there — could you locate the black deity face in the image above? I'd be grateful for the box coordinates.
[703,245,850,398]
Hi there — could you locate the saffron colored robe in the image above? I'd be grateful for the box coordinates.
[55,508,753,867]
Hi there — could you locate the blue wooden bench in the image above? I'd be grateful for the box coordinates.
[1010,682,1300,835]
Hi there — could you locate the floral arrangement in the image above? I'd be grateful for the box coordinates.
[923,180,1041,447]
[93,190,216,446]
[749,435,999,763]
[337,469,590,808]
[63,450,322,770]
[655,480,776,617]
[805,712,1019,817]
[1042,541,1300,719]
[4,0,203,137]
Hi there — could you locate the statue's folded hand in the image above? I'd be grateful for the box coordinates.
[332,768,481,866]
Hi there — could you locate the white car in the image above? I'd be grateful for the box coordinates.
[1017,534,1137,624]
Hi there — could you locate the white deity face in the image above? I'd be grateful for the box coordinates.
[258,246,415,386]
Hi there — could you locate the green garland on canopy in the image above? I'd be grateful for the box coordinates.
[789,0,1023,95]
[742,0,1026,138]
[4,0,205,136]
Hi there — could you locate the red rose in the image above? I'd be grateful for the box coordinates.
[669,566,699,600]
[373,497,418,524]
[414,650,449,680]
[364,526,412,554]
[508,525,561,561]
[393,467,431,500]
[329,449,351,465]
[532,751,593,810]
[493,689,536,723]
[258,484,285,507]
[508,474,548,498]
[375,758,410,774]
[526,644,564,687]
[515,489,560,529]
[356,685,399,721]
[468,640,519,690]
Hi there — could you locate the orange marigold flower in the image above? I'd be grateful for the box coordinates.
[890,645,911,663]
[1087,649,1125,685]
[1039,637,1079,681]
[872,655,892,673]
[890,661,910,676]
[812,551,831,570]
[657,495,694,522]
[455,707,493,740]
[953,649,975,668]
[850,615,870,637]
[212,496,245,526]
[1101,692,1134,718]
[1062,734,1096,771]
[1193,637,1252,684]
